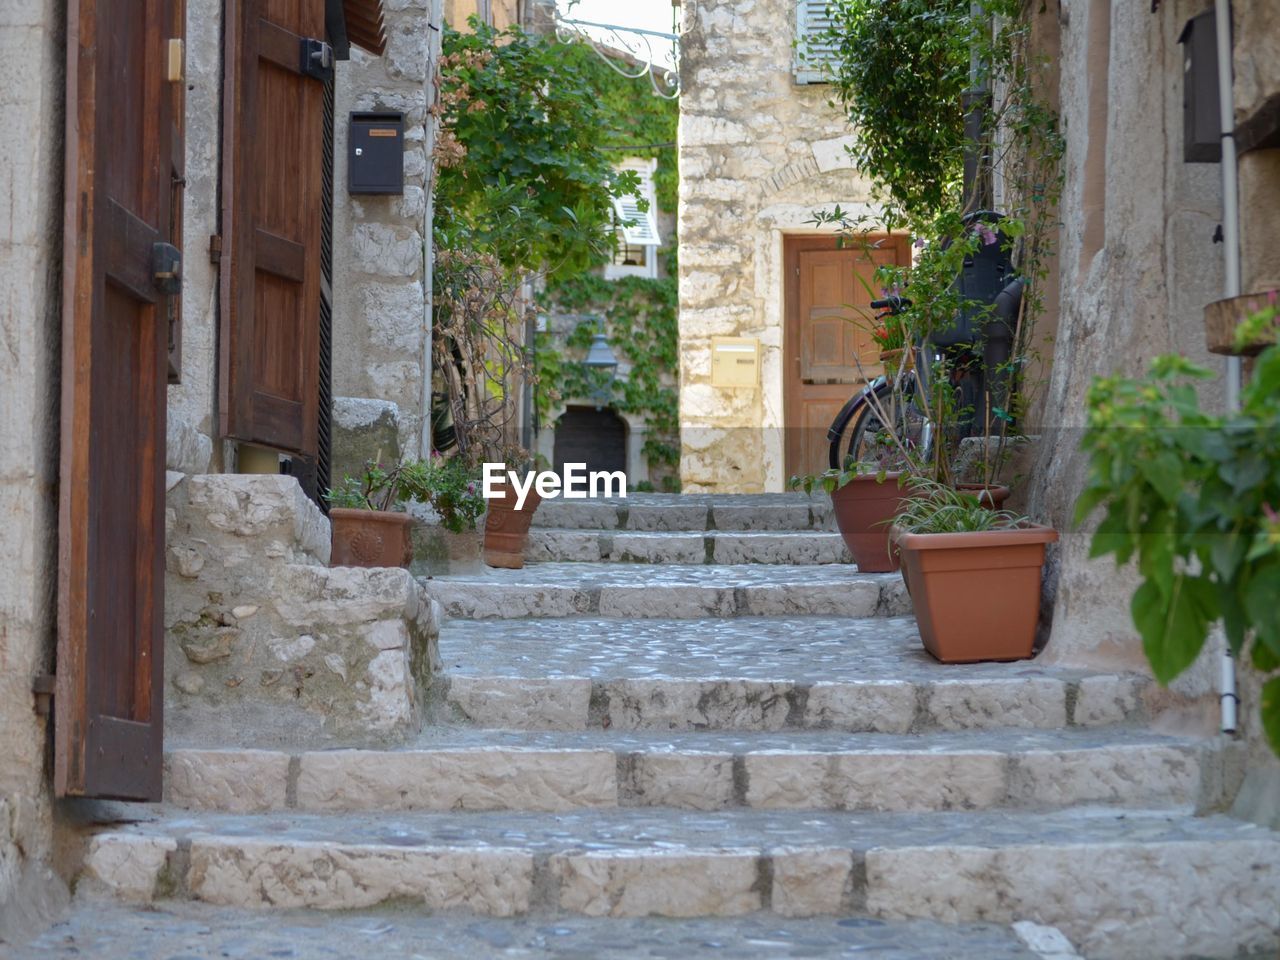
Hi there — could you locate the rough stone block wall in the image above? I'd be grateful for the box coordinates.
[332,3,433,460]
[165,0,222,475]
[164,475,441,745]
[0,0,70,937]
[677,0,877,493]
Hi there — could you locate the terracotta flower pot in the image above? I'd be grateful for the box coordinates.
[956,483,1011,509]
[329,508,414,568]
[830,472,910,573]
[894,523,1058,663]
[482,484,542,569]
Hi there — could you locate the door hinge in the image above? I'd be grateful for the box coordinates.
[209,234,222,264]
[33,675,55,716]
[300,37,334,82]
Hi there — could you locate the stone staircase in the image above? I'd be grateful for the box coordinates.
[65,493,1280,960]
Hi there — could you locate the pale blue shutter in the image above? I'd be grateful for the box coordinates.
[794,0,835,84]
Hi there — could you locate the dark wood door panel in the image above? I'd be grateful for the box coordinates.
[58,0,178,800]
[220,0,324,461]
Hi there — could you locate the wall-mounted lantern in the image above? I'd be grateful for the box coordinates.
[582,317,619,410]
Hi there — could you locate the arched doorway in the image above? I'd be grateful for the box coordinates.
[553,406,627,476]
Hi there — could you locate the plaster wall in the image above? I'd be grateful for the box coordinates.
[676,0,878,493]
[1028,0,1225,701]
[0,0,71,937]
[332,2,434,459]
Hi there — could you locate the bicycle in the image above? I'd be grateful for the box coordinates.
[826,278,1023,472]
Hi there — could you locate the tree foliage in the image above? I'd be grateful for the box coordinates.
[434,21,642,279]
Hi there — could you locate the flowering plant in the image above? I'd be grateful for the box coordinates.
[326,454,486,533]
[1077,346,1280,754]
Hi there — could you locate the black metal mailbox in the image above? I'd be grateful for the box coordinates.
[1179,11,1222,164]
[349,111,404,194]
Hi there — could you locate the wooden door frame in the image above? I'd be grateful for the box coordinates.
[782,233,911,476]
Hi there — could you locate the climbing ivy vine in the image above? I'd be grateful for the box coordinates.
[536,275,680,490]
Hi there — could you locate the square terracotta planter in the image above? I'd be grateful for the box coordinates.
[330,508,415,568]
[894,523,1058,663]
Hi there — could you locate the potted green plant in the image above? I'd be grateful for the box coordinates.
[326,458,430,569]
[1077,346,1280,754]
[481,472,542,569]
[891,478,1057,663]
[791,413,916,573]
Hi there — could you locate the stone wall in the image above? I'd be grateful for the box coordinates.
[1027,1,1230,716]
[332,2,435,462]
[164,475,441,746]
[0,0,70,937]
[165,0,222,476]
[676,0,878,493]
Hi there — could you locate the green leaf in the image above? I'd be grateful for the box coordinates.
[1263,677,1280,756]
[1252,640,1280,674]
[1244,564,1280,656]
[1136,452,1184,504]
[1132,576,1211,685]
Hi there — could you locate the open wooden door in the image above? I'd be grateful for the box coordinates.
[219,0,328,491]
[57,0,182,800]
[784,235,911,479]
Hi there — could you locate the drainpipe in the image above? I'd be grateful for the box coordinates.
[420,0,444,459]
[1213,0,1239,736]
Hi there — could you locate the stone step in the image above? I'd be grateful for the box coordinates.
[532,493,837,532]
[434,614,1154,733]
[12,900,1062,960]
[526,528,853,564]
[161,728,1231,815]
[424,564,906,619]
[78,807,1280,959]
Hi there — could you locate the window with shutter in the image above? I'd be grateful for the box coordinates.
[606,158,661,280]
[795,0,836,84]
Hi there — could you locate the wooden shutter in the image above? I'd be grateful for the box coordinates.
[57,0,181,800]
[794,0,835,84]
[219,0,326,471]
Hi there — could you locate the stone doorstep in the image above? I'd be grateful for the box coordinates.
[77,811,1280,959]
[160,732,1225,815]
[525,529,854,565]
[440,675,1143,734]
[425,574,909,620]
[531,497,837,533]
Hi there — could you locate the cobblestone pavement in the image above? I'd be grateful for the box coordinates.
[430,563,875,588]
[91,803,1264,852]
[436,615,1092,682]
[10,902,1046,959]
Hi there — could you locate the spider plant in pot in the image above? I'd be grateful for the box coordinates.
[891,477,1057,663]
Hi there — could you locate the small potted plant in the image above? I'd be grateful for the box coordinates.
[481,461,542,569]
[891,478,1057,663]
[791,436,913,573]
[326,457,429,569]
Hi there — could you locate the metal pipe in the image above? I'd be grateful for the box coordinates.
[420,0,444,459]
[1213,0,1239,735]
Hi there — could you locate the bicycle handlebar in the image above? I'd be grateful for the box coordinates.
[870,296,913,311]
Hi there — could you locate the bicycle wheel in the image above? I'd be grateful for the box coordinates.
[842,375,931,470]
